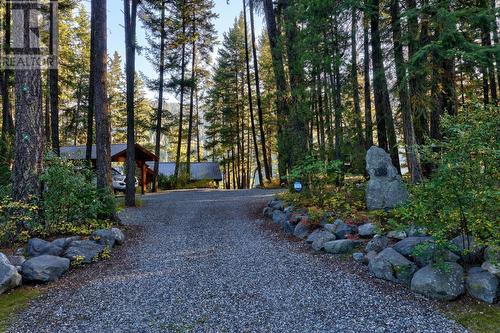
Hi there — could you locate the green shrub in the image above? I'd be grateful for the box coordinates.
[288,155,344,206]
[0,196,40,244]
[40,157,115,227]
[395,105,499,247]
[158,174,177,190]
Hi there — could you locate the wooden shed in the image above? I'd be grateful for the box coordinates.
[60,144,159,194]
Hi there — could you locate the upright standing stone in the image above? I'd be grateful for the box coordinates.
[365,146,409,210]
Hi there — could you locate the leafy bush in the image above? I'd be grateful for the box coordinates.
[40,157,115,228]
[0,196,40,244]
[0,157,116,246]
[395,105,499,247]
[158,174,177,190]
[288,155,344,206]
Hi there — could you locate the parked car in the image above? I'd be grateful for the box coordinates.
[112,168,138,193]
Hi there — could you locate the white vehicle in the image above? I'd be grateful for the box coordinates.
[112,168,138,193]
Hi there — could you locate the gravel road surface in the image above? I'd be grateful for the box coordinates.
[8,189,467,333]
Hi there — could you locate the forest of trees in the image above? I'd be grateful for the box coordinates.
[206,0,500,189]
[0,0,499,198]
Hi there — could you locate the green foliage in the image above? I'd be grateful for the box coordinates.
[158,174,178,190]
[0,136,12,189]
[288,155,344,206]
[395,105,500,247]
[0,196,40,244]
[0,157,115,246]
[40,157,116,227]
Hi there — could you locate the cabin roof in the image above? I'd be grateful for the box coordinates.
[146,162,223,181]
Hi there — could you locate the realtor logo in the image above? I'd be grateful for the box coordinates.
[1,0,58,70]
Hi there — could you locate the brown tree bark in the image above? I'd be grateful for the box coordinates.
[174,2,187,182]
[243,0,263,186]
[124,0,139,205]
[186,13,196,177]
[249,0,271,182]
[362,7,374,149]
[152,0,166,193]
[369,0,401,172]
[12,0,44,201]
[262,0,289,180]
[351,6,364,147]
[49,0,59,155]
[1,0,13,137]
[390,0,422,183]
[92,0,112,192]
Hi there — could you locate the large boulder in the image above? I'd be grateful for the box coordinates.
[365,146,409,210]
[283,220,295,234]
[263,206,273,218]
[311,230,336,251]
[272,210,287,227]
[0,253,22,294]
[358,223,376,237]
[368,248,417,284]
[392,236,433,258]
[111,228,125,245]
[293,222,310,240]
[411,243,460,268]
[27,238,63,257]
[450,235,485,263]
[268,199,285,211]
[324,240,362,254]
[21,255,70,283]
[90,229,116,248]
[305,229,321,244]
[466,268,499,304]
[50,236,81,250]
[387,230,407,240]
[365,235,389,253]
[411,262,465,301]
[482,262,500,278]
[481,246,500,277]
[63,240,105,264]
[324,219,356,239]
[6,255,25,267]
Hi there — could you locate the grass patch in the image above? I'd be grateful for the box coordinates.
[446,301,500,333]
[0,287,42,331]
[116,195,144,210]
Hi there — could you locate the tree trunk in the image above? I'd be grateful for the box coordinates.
[390,0,422,183]
[1,0,13,137]
[93,0,112,192]
[195,88,201,162]
[49,0,59,155]
[262,0,289,180]
[174,2,187,182]
[351,6,364,147]
[332,19,343,161]
[362,7,373,149]
[407,0,429,145]
[12,0,44,201]
[86,3,96,161]
[186,13,196,177]
[152,0,166,193]
[283,1,307,170]
[124,0,138,206]
[249,0,271,182]
[243,0,263,186]
[369,0,400,172]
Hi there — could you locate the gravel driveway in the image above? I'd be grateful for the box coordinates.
[9,189,467,333]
